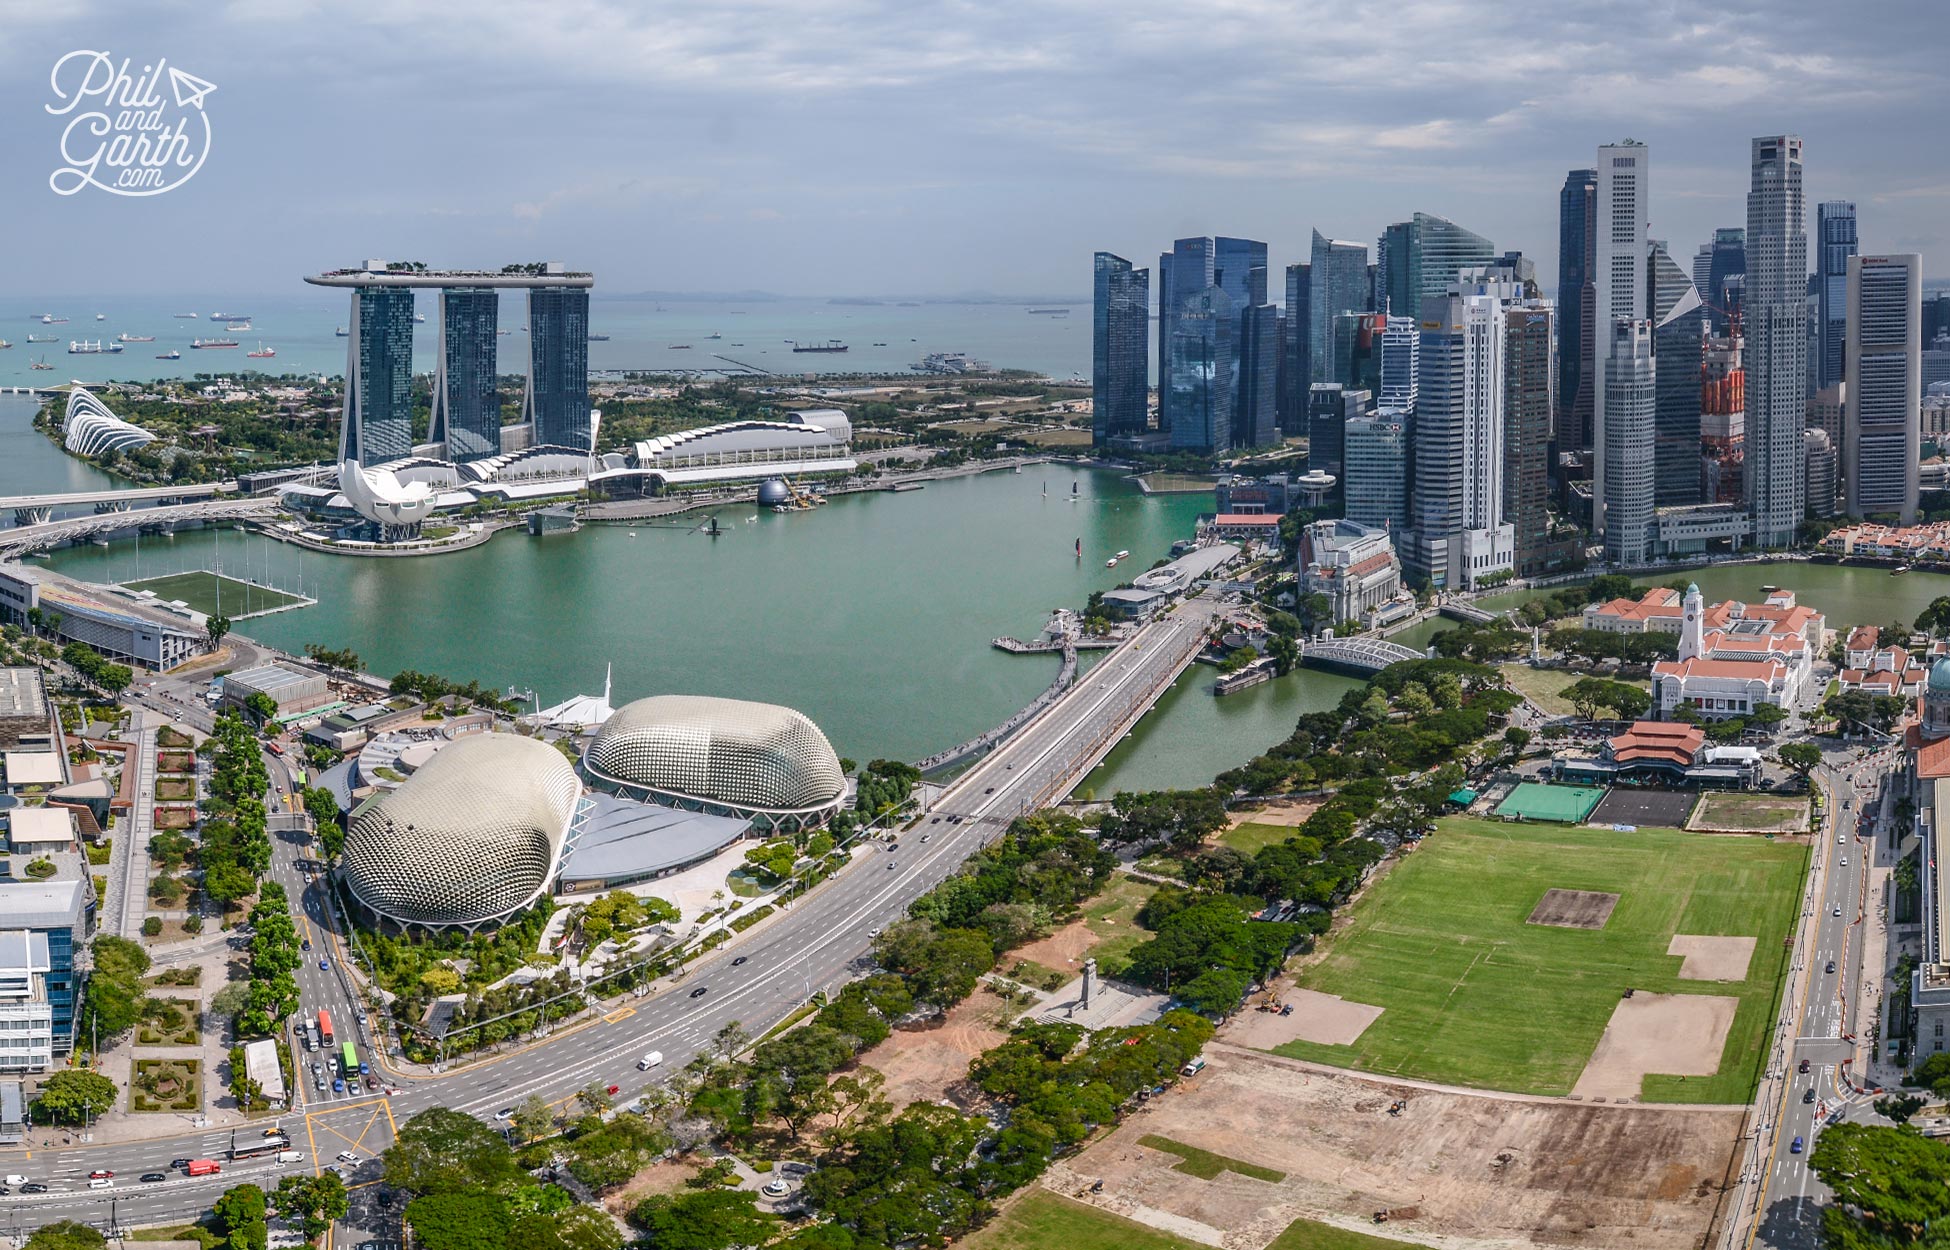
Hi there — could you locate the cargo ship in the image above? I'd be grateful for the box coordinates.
[587,333,610,341]
[117,333,155,343]
[174,312,200,319]
[68,339,123,354]
[40,314,67,324]
[1027,307,1070,315]
[791,340,849,353]
[155,349,181,360]
[191,338,240,349]
[25,334,56,343]
[210,312,251,321]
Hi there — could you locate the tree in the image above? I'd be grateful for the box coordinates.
[383,1106,522,1196]
[303,644,364,685]
[1875,1093,1927,1124]
[22,1221,106,1250]
[1916,596,1950,637]
[630,1190,776,1250]
[275,1171,350,1240]
[32,1070,117,1125]
[711,1019,751,1063]
[1911,1051,1950,1098]
[213,1182,270,1250]
[511,1093,557,1142]
[245,691,279,725]
[1777,742,1823,777]
[405,1192,512,1250]
[1808,1122,1950,1245]
[509,1205,624,1250]
[205,613,233,652]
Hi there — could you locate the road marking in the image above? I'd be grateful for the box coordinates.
[602,1007,636,1025]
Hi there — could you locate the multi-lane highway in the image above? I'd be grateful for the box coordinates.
[0,592,1221,1233]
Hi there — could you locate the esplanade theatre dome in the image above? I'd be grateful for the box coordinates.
[341,734,581,930]
[582,695,847,831]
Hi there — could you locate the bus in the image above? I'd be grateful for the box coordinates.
[341,1041,358,1077]
[316,1009,333,1046]
[229,1130,291,1160]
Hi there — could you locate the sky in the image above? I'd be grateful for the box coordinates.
[1,0,1944,299]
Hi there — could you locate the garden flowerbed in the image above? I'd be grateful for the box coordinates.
[131,1058,202,1113]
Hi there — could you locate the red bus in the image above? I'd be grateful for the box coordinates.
[267,741,285,757]
[317,1009,334,1046]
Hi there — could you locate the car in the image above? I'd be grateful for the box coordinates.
[1798,1058,1811,1073]
[888,861,897,870]
[302,939,312,951]
[3,1175,24,1185]
[731,956,748,967]
[689,986,709,999]
[20,1183,47,1193]
[930,817,940,824]
[140,1173,166,1184]
[984,786,995,794]
[337,1152,360,1164]
[169,1159,191,1170]
[88,1178,114,1189]
[1839,833,1846,843]
[1844,799,1852,809]
[364,1075,378,1090]
[89,1170,114,1179]
[333,1078,345,1093]
[867,927,881,939]
[1827,960,1837,973]
[1834,906,1844,917]
[312,1061,323,1075]
[493,1108,514,1121]
[359,1062,370,1075]
[1791,1135,1805,1154]
[606,1084,621,1096]
[1803,1088,1816,1103]
[319,959,331,970]
[314,1076,325,1092]
[886,842,897,852]
[920,833,930,842]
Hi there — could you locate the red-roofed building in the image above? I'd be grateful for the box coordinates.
[1649,583,1822,718]
[1298,518,1404,629]
[1553,719,1762,787]
[1208,513,1282,541]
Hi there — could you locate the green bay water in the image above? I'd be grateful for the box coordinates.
[40,469,1350,784]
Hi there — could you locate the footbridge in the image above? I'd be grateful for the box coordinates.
[1300,635,1424,674]
[0,497,276,559]
[0,482,238,528]
[1438,600,1499,625]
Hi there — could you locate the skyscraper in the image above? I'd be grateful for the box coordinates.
[431,287,501,463]
[1602,320,1658,565]
[1406,287,1512,589]
[1309,230,1370,386]
[1692,244,1714,312]
[1557,169,1596,462]
[1591,140,1650,546]
[341,286,415,466]
[1308,383,1372,480]
[1091,252,1150,445]
[1379,212,1496,319]
[1344,412,1409,533]
[1378,315,1419,417]
[1817,201,1858,391]
[1650,241,1706,508]
[526,286,591,450]
[1705,228,1746,331]
[1215,240,1269,441]
[1166,286,1234,453]
[1281,263,1310,433]
[1238,301,1281,448]
[1503,298,1556,575]
[1844,253,1922,522]
[1157,237,1216,434]
[1746,135,1808,547]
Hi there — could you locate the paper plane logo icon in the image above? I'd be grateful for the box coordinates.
[168,66,216,110]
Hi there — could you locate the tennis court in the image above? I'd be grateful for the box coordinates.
[1495,782,1605,824]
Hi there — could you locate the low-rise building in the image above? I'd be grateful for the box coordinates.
[0,569,201,670]
[1205,513,1282,544]
[1648,584,1824,719]
[222,665,334,719]
[0,931,55,1074]
[1551,720,1762,788]
[1297,519,1402,629]
[1837,626,1929,696]
[0,878,91,1057]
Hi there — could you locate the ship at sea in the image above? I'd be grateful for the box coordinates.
[30,357,52,370]
[116,332,155,343]
[791,340,849,353]
[587,333,610,342]
[68,339,123,354]
[335,327,349,337]
[0,339,10,350]
[94,313,106,321]
[174,312,200,319]
[247,342,276,358]
[155,350,181,360]
[40,315,67,325]
[210,312,251,322]
[191,338,240,349]
[225,321,253,332]
[25,334,56,344]
[1026,307,1070,315]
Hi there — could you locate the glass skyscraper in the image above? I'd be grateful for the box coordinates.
[1091,252,1150,445]
[434,287,502,463]
[1816,201,1857,391]
[1379,212,1496,321]
[1281,263,1310,433]
[1557,169,1595,460]
[1237,302,1281,449]
[1309,230,1369,386]
[1705,227,1746,333]
[341,286,416,467]
[1166,287,1234,453]
[1157,238,1216,436]
[528,287,591,451]
[1746,135,1808,547]
[1650,240,1706,510]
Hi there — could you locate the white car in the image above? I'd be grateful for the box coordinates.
[336,1152,360,1164]
[1840,857,1848,866]
[88,1178,114,1189]
[493,1108,514,1121]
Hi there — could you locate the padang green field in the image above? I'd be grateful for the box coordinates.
[1273,817,1806,1102]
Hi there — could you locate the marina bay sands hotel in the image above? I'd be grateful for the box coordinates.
[304,260,594,465]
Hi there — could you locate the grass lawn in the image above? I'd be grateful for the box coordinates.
[1273,817,1805,1102]
[964,1190,1208,1250]
[1081,873,1157,978]
[1266,1215,1422,1250]
[1498,663,1645,717]
[1139,1134,1286,1182]
[1693,792,1812,832]
[1220,821,1296,856]
[125,570,305,618]
[1019,426,1094,448]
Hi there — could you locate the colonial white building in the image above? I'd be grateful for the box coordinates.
[1298,519,1404,629]
[1648,584,1823,718]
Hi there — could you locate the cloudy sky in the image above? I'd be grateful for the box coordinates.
[1,0,1943,298]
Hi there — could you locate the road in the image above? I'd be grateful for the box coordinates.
[0,593,1221,1234]
[1742,743,1894,1250]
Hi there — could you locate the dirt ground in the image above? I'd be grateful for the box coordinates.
[1227,989,1382,1049]
[1668,935,1756,982]
[1013,919,1097,972]
[1226,798,1324,829]
[604,1158,699,1217]
[1048,1044,1743,1250]
[852,984,1014,1111]
[1527,889,1620,929]
[1570,993,1737,1101]
[1689,792,1811,834]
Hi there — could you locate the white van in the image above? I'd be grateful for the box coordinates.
[637,1050,664,1071]
[3,1174,25,1185]
[277,1151,306,1163]
[89,1178,114,1189]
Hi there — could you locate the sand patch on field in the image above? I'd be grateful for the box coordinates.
[1011,919,1096,972]
[1526,887,1620,929]
[851,986,1012,1111]
[1228,988,1383,1049]
[1669,934,1756,982]
[1226,798,1323,828]
[1571,993,1737,1101]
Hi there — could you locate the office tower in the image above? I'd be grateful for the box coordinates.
[526,286,591,450]
[1705,228,1746,331]
[1406,289,1511,589]
[1309,230,1370,385]
[1844,253,1922,522]
[1925,292,1950,347]
[1503,300,1555,575]
[1091,253,1150,445]
[1379,315,1419,417]
[1804,428,1839,517]
[1166,287,1234,453]
[1330,312,1385,393]
[1238,301,1281,448]
[1591,140,1650,546]
[1214,238,1267,314]
[339,286,415,466]
[1692,244,1714,312]
[1280,263,1310,432]
[1746,135,1808,547]
[1558,170,1597,462]
[1379,212,1496,319]
[1344,411,1409,532]
[430,287,501,463]
[1809,383,1845,446]
[1157,237,1216,434]
[1602,320,1657,565]
[1701,327,1746,504]
[1308,383,1373,479]
[1650,241,1706,508]
[1817,202,1858,391]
